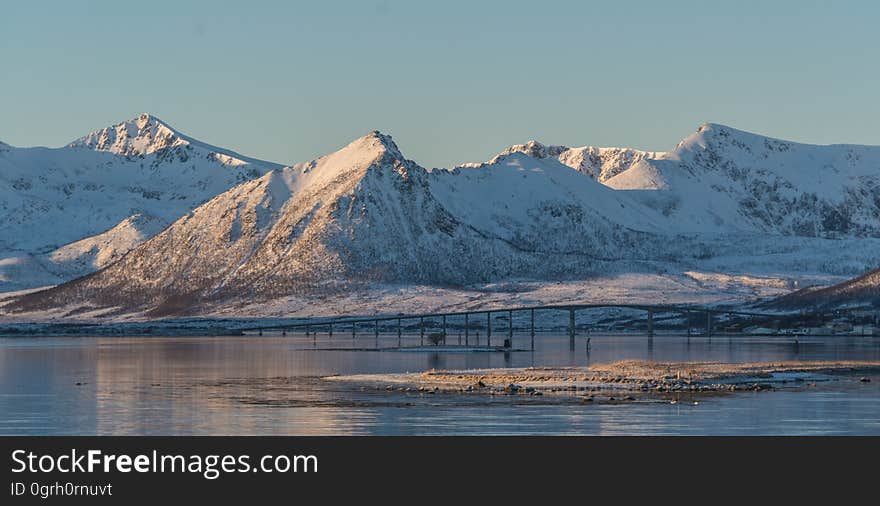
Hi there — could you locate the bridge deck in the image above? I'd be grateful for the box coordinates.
[241,302,789,332]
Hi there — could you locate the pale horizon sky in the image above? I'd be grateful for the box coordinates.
[2,0,879,168]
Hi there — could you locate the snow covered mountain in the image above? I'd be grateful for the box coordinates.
[482,124,880,238]
[10,132,685,314]
[5,121,880,317]
[606,123,880,237]
[0,113,281,291]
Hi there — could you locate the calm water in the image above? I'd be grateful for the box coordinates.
[1,333,878,435]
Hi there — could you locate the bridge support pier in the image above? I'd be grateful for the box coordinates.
[486,312,491,346]
[420,317,424,343]
[329,323,333,338]
[530,308,535,351]
[352,322,356,339]
[647,310,654,337]
[465,313,469,344]
[508,310,513,339]
[375,320,379,339]
[569,308,575,351]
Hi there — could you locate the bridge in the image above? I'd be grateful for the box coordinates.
[241,302,793,350]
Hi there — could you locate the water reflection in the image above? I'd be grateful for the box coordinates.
[0,334,878,435]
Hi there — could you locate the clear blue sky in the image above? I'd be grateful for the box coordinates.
[2,0,878,168]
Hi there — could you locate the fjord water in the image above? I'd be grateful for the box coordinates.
[1,334,878,435]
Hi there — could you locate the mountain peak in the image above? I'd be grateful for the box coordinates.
[339,130,405,163]
[66,113,284,170]
[686,122,733,141]
[69,113,187,156]
[498,140,569,160]
[694,121,786,140]
[132,112,169,129]
[695,122,749,139]
[673,122,743,152]
[360,130,402,156]
[674,122,803,155]
[289,130,409,183]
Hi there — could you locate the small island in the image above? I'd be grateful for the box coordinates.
[327,360,880,402]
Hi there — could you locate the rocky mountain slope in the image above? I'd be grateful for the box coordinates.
[772,267,880,309]
[0,113,281,290]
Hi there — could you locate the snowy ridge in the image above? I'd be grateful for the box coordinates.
[48,213,166,273]
[69,113,275,167]
[601,123,880,237]
[464,124,880,237]
[466,140,662,183]
[70,113,188,156]
[0,114,282,291]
